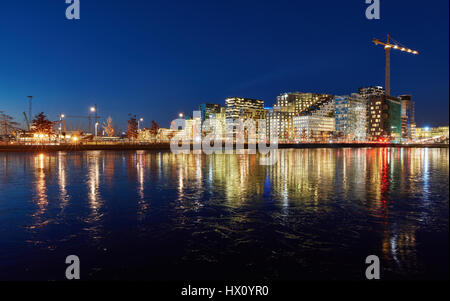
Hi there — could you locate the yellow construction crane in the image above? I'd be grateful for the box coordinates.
[373,34,419,96]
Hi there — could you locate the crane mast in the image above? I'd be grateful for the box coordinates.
[372,34,418,96]
[23,112,30,130]
[27,96,33,124]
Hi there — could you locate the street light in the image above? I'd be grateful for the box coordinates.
[179,113,184,118]
[138,118,144,131]
[89,105,97,134]
[59,114,65,141]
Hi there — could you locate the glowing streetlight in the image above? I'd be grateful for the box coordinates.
[89,105,98,134]
[179,113,184,118]
[59,113,65,139]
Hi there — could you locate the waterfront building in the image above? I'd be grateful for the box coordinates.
[205,107,226,140]
[291,96,335,142]
[367,94,402,141]
[225,97,265,120]
[415,126,449,141]
[183,115,202,142]
[225,97,265,140]
[334,94,367,141]
[276,92,333,114]
[266,108,295,143]
[138,128,178,143]
[293,115,335,142]
[157,128,177,142]
[138,129,153,142]
[199,103,221,122]
[299,96,335,118]
[267,92,333,142]
[398,95,416,140]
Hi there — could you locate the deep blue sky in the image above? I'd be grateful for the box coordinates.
[0,0,448,130]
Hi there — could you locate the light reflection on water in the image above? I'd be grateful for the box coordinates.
[0,148,448,280]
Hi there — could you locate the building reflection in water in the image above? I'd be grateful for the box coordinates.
[58,152,69,211]
[136,150,149,221]
[32,154,49,224]
[377,148,449,273]
[172,154,204,219]
[166,148,446,274]
[85,152,105,243]
[4,147,445,277]
[87,152,101,212]
[104,152,116,188]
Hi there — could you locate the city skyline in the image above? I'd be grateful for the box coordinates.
[0,0,448,129]
[0,1,448,286]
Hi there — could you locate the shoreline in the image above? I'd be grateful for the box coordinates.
[0,143,448,153]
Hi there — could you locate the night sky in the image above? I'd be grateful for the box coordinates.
[0,0,448,131]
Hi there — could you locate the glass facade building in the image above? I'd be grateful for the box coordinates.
[225,97,265,120]
[415,126,449,141]
[367,95,401,141]
[293,115,335,142]
[199,103,221,122]
[334,94,367,141]
[224,97,265,140]
[398,95,415,140]
[267,92,333,142]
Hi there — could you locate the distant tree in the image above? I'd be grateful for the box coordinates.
[103,116,115,137]
[301,129,307,140]
[149,120,160,136]
[0,111,19,135]
[127,115,138,140]
[31,112,54,134]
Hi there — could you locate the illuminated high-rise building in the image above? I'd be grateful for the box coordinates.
[334,94,367,141]
[207,107,226,140]
[367,95,401,141]
[199,103,221,122]
[267,92,333,142]
[291,95,335,142]
[225,97,265,140]
[225,97,265,120]
[299,96,335,117]
[265,108,294,142]
[293,115,335,142]
[276,92,333,114]
[398,95,415,140]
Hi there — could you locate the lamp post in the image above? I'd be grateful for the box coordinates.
[27,96,33,130]
[179,113,184,118]
[59,114,65,142]
[89,106,96,134]
[138,118,144,131]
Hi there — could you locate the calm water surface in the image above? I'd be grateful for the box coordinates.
[0,148,448,280]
